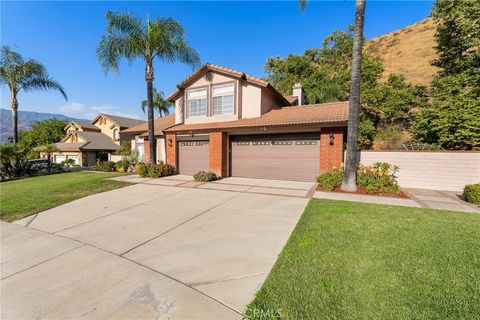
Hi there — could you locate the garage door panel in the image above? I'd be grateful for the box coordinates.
[178,141,209,175]
[231,134,320,182]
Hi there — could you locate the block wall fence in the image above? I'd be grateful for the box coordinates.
[357,151,480,191]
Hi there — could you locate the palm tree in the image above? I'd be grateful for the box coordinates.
[0,46,68,143]
[97,11,200,164]
[299,0,366,192]
[340,0,366,192]
[141,88,171,117]
[35,144,59,173]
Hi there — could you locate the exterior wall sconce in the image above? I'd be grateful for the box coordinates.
[262,126,267,132]
[329,132,335,145]
[189,131,194,137]
[168,139,173,147]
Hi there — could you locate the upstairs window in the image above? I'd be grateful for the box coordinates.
[213,84,234,115]
[188,88,207,117]
[113,129,119,140]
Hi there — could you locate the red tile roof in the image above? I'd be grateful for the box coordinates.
[165,101,348,132]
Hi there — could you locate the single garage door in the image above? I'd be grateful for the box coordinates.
[231,133,320,181]
[178,140,210,175]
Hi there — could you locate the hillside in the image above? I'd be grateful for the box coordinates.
[0,109,88,143]
[365,18,438,86]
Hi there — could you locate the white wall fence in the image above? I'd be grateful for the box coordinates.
[358,151,480,192]
[110,154,123,162]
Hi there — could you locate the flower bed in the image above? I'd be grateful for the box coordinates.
[316,162,405,197]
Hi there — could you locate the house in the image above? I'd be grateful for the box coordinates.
[121,115,176,163]
[52,114,144,166]
[127,64,348,182]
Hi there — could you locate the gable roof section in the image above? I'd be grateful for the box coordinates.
[121,114,176,136]
[56,131,119,151]
[64,121,101,131]
[91,114,145,128]
[165,101,348,132]
[167,63,291,106]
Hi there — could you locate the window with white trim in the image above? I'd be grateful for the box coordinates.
[212,84,234,115]
[188,88,207,117]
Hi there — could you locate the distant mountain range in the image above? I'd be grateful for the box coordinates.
[0,108,88,143]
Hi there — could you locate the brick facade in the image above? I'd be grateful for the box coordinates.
[320,127,344,173]
[165,133,177,169]
[209,132,228,177]
[143,139,150,164]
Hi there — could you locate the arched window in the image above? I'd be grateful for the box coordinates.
[113,129,119,140]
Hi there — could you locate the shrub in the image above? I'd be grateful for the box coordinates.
[193,171,218,182]
[317,162,400,194]
[94,160,115,172]
[317,170,343,191]
[463,184,480,205]
[0,144,29,181]
[115,159,130,172]
[135,163,147,177]
[135,162,175,178]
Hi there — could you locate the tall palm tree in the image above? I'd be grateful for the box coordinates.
[340,0,366,192]
[97,11,200,164]
[0,46,68,143]
[140,88,171,117]
[299,0,366,192]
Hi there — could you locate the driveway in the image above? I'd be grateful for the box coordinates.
[1,176,312,319]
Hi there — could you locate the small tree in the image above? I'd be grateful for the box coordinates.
[35,144,59,173]
[141,88,171,117]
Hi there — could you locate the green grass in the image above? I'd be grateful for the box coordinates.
[0,172,131,222]
[247,199,480,320]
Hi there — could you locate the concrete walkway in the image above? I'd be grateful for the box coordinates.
[117,175,478,212]
[2,179,309,319]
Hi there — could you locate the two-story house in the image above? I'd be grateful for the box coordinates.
[126,64,348,182]
[52,114,144,166]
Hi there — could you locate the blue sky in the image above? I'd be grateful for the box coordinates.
[1,1,434,120]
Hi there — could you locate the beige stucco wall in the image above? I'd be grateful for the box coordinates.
[359,151,480,191]
[92,116,120,145]
[157,138,166,163]
[241,83,262,118]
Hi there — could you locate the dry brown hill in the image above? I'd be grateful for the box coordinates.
[364,18,438,86]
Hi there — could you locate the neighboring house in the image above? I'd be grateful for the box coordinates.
[121,115,176,163]
[126,64,348,182]
[52,114,144,166]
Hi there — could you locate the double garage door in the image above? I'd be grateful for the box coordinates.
[230,133,320,182]
[177,133,320,181]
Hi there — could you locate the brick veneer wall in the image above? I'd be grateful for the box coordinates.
[320,127,344,173]
[143,139,150,164]
[166,133,177,169]
[209,132,228,177]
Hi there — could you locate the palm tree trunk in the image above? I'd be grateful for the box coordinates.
[10,90,19,143]
[340,0,366,192]
[145,61,156,164]
[47,154,52,174]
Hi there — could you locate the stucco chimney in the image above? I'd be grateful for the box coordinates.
[292,83,304,106]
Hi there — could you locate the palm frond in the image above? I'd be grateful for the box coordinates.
[21,76,68,100]
[105,11,144,38]
[140,99,147,113]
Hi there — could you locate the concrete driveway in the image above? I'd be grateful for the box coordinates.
[1,176,311,319]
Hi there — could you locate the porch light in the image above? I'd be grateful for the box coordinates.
[262,126,267,132]
[329,132,335,145]
[168,139,173,147]
[189,131,194,137]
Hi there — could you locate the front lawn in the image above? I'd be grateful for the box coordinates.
[247,199,480,319]
[0,172,131,222]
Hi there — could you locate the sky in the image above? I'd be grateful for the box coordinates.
[1,0,434,121]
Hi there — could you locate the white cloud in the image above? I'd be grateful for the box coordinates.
[58,102,143,120]
[58,102,87,115]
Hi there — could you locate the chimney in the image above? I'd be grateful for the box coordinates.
[292,83,304,106]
